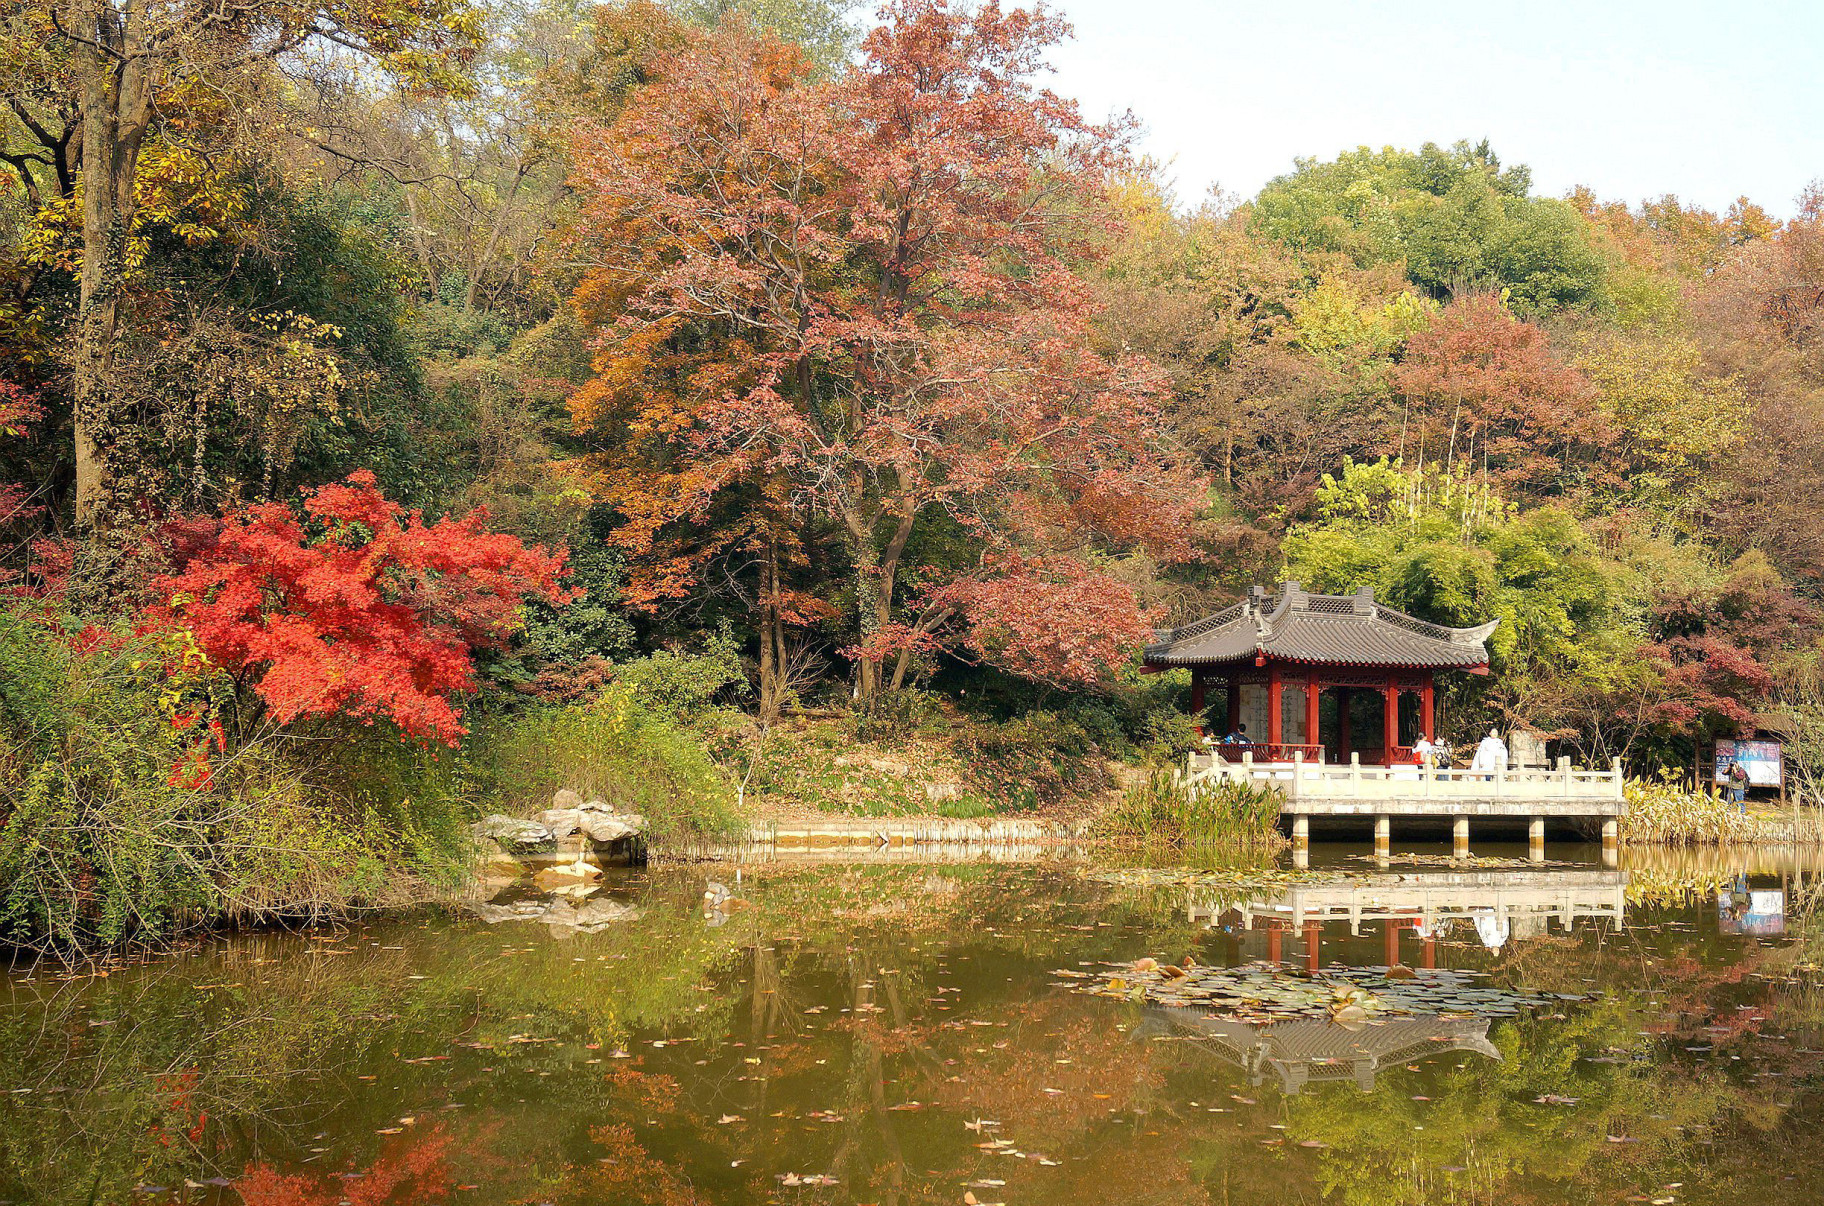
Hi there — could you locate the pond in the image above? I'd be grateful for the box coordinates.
[6,842,1824,1205]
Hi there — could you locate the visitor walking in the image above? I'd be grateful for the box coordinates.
[1727,760,1750,813]
[1469,728,1508,779]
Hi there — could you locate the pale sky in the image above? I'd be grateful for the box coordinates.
[1041,0,1824,215]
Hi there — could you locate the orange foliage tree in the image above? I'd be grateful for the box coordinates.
[1390,294,1610,500]
[566,0,1204,704]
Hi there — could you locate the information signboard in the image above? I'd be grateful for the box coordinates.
[1715,739,1784,788]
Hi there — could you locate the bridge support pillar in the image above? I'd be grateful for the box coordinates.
[1452,816,1469,858]
[1373,815,1390,857]
[1601,816,1618,865]
[1528,817,1545,863]
[1292,813,1310,852]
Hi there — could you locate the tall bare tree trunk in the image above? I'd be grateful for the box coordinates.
[70,1,153,530]
[757,538,783,726]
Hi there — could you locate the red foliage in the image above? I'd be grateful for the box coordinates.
[154,471,573,743]
[1392,295,1609,498]
[236,1126,455,1206]
[887,555,1157,687]
[566,1,1203,690]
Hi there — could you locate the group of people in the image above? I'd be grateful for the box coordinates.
[1217,721,1510,773]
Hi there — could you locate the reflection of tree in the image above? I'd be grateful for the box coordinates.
[237,1127,454,1206]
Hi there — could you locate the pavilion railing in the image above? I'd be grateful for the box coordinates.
[1208,742,1324,765]
[1185,750,1626,804]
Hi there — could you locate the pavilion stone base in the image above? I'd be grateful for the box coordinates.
[1286,801,1622,865]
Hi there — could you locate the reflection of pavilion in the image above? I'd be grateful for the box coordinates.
[1137,1004,1501,1094]
[1189,869,1629,967]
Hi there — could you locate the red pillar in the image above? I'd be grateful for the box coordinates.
[1382,681,1399,763]
[1421,676,1435,741]
[1337,687,1352,760]
[1226,676,1241,738]
[1304,668,1321,757]
[1190,670,1205,733]
[1267,663,1283,747]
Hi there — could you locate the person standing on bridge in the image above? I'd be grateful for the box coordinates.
[1470,728,1508,779]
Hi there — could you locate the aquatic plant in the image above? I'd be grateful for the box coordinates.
[1106,768,1288,849]
[1620,776,1808,845]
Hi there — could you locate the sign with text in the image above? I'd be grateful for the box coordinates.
[1715,739,1784,788]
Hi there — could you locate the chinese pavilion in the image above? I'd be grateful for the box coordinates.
[1143,582,1498,765]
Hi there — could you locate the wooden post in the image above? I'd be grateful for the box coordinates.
[1337,687,1352,761]
[1226,676,1241,739]
[1189,670,1205,731]
[1382,682,1399,764]
[1268,663,1283,748]
[1420,677,1435,741]
[1305,670,1321,758]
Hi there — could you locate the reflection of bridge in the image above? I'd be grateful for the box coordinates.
[1136,1005,1501,1094]
[1189,869,1629,967]
[1201,869,1629,933]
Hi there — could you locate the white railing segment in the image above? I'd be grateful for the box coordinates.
[1182,751,1625,805]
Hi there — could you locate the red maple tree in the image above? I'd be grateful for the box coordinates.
[155,471,572,743]
[566,0,1203,697]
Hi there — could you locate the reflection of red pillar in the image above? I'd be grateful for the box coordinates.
[1267,924,1283,963]
[1383,921,1400,968]
[1304,921,1321,972]
[1422,935,1436,970]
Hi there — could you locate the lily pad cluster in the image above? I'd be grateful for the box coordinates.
[1055,959,1583,1025]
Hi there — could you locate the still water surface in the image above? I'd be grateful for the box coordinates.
[5,843,1824,1205]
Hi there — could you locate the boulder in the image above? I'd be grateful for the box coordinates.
[475,815,552,847]
[580,812,644,843]
[552,788,585,810]
[534,808,583,838]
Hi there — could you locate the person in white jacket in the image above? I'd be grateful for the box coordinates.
[1469,728,1508,778]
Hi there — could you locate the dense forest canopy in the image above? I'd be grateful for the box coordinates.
[4,0,1824,783]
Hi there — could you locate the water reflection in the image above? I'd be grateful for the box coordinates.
[1,849,1823,1204]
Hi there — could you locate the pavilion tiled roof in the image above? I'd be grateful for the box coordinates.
[1144,582,1496,670]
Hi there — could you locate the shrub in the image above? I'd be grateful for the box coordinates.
[614,629,747,719]
[0,606,463,952]
[468,686,742,841]
[848,687,944,745]
[1106,768,1287,849]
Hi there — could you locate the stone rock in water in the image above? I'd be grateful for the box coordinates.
[475,815,552,847]
[552,788,585,810]
[535,808,584,838]
[532,859,603,890]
